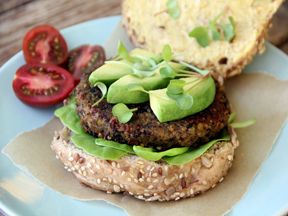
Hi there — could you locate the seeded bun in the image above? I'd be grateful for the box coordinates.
[122,0,283,78]
[51,124,238,201]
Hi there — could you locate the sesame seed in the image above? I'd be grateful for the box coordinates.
[103,178,107,181]
[137,161,144,164]
[107,191,112,194]
[83,171,87,176]
[107,168,112,174]
[69,152,72,157]
[130,174,134,178]
[117,163,120,168]
[56,156,59,159]
[153,179,159,183]
[138,195,143,199]
[212,184,217,188]
[71,167,75,171]
[114,185,121,192]
[140,169,145,174]
[113,179,118,184]
[122,171,125,176]
[149,172,152,177]
[96,165,101,170]
[148,185,153,189]
[144,189,149,192]
[112,162,116,167]
[79,170,82,175]
[191,167,195,173]
[113,170,117,175]
[164,166,168,172]
[68,157,74,161]
[180,192,185,197]
[81,166,85,171]
[127,178,132,182]
[170,194,176,199]
[120,184,124,188]
[92,158,96,163]
[134,179,139,183]
[147,178,152,182]
[184,172,188,178]
[67,169,71,172]
[147,166,151,171]
[87,163,92,168]
[203,181,207,185]
[150,167,155,171]
[140,165,145,169]
[190,188,194,195]
[90,169,95,174]
[219,177,224,182]
[108,178,112,183]
[97,179,101,184]
[129,192,134,195]
[152,173,158,177]
[64,166,68,169]
[175,174,178,179]
[75,165,79,169]
[144,193,150,197]
[179,173,183,179]
[228,155,233,161]
[139,178,144,182]
[211,157,214,162]
[58,151,61,156]
[178,186,182,190]
[175,197,180,201]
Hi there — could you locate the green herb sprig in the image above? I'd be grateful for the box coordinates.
[154,0,180,19]
[92,82,107,107]
[127,84,170,101]
[189,12,235,48]
[112,103,138,123]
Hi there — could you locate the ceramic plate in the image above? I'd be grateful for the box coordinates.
[0,16,288,216]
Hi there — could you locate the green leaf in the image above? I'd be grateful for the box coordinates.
[92,82,107,107]
[164,129,231,165]
[230,118,256,128]
[112,103,138,123]
[133,145,189,161]
[228,112,236,124]
[148,58,157,67]
[54,96,85,134]
[166,0,180,19]
[117,40,141,63]
[179,61,210,76]
[127,84,146,92]
[222,16,235,42]
[166,92,194,110]
[162,44,174,62]
[72,134,127,160]
[159,64,176,78]
[209,20,220,41]
[167,79,186,94]
[189,26,210,48]
[95,138,134,153]
[130,62,156,78]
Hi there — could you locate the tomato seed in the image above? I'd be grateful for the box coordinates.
[54,37,59,43]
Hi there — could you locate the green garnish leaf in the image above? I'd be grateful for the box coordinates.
[167,79,186,94]
[230,118,256,128]
[189,27,210,48]
[127,84,145,92]
[72,134,127,160]
[228,112,236,124]
[166,0,180,19]
[112,103,138,123]
[117,40,141,63]
[164,129,231,165]
[166,92,194,110]
[148,58,157,67]
[159,64,176,78]
[209,20,220,41]
[179,61,210,76]
[222,16,235,42]
[54,96,85,134]
[95,138,134,153]
[133,145,189,161]
[162,44,174,62]
[92,82,107,107]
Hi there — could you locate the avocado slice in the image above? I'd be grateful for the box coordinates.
[107,62,187,104]
[89,48,163,86]
[149,76,216,122]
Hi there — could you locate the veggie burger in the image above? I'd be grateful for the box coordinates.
[51,43,241,201]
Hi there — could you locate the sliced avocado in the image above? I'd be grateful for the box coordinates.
[107,62,186,104]
[89,48,163,86]
[150,76,216,122]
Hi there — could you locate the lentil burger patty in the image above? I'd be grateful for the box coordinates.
[74,72,231,150]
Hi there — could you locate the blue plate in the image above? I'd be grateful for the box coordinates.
[0,15,288,216]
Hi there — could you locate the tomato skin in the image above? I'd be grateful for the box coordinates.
[12,63,74,108]
[22,25,68,65]
[63,45,105,85]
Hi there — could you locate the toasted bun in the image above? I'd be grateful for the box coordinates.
[51,125,239,201]
[122,0,283,78]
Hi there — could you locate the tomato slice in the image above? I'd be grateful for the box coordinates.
[12,63,74,108]
[22,25,68,65]
[64,45,105,85]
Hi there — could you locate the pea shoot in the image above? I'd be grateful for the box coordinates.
[189,12,235,48]
[112,103,138,123]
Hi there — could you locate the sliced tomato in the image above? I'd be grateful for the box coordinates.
[12,63,74,108]
[22,25,68,65]
[64,45,105,85]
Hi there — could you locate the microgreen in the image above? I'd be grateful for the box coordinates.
[167,79,185,94]
[159,63,176,78]
[230,118,257,128]
[117,40,141,63]
[92,82,107,107]
[112,103,138,123]
[127,84,170,101]
[188,12,235,47]
[228,112,236,124]
[166,0,180,18]
[167,92,194,110]
[179,61,210,76]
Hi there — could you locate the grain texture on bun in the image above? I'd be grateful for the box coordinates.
[122,0,283,78]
